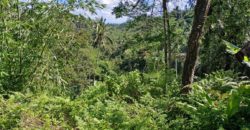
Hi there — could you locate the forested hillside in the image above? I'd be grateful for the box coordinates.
[0,0,250,129]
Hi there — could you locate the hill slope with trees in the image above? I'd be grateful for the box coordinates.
[0,0,250,129]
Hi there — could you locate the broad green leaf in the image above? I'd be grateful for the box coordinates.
[227,90,241,117]
[222,40,240,54]
[243,56,249,62]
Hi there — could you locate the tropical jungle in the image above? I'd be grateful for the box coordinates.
[0,0,250,129]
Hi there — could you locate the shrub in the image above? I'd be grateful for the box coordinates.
[176,71,250,129]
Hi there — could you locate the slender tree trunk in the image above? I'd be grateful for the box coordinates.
[166,7,171,68]
[162,0,168,69]
[181,0,211,93]
[163,0,171,69]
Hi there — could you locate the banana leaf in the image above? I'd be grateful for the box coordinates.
[222,40,240,55]
[222,40,250,67]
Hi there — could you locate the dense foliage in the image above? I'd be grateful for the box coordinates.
[1,71,249,129]
[0,0,249,129]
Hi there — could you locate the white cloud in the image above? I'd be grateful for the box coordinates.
[97,0,128,23]
[101,0,117,5]
[168,0,189,10]
[94,0,190,23]
[72,0,128,24]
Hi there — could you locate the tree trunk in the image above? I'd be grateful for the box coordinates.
[163,0,171,69]
[166,7,171,68]
[162,0,168,69]
[181,0,211,93]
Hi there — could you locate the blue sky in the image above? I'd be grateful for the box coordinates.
[73,0,190,24]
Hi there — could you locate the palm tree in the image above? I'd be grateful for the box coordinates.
[93,17,113,48]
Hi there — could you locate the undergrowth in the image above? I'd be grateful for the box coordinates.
[0,70,249,129]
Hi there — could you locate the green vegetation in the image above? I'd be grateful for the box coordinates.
[1,71,250,129]
[0,0,250,129]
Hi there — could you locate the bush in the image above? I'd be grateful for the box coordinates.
[175,71,250,129]
[1,70,249,129]
[0,71,169,129]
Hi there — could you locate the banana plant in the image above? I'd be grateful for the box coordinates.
[223,40,250,67]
